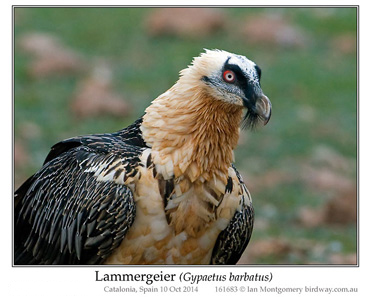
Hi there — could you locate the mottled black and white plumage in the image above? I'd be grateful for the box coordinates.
[15,49,271,265]
[211,165,254,265]
[15,119,144,264]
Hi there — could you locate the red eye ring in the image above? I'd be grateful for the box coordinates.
[223,70,236,83]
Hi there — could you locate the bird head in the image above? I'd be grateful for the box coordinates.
[179,49,272,128]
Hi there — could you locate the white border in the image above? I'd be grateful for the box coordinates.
[4,1,369,296]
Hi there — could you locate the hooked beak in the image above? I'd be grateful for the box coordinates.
[254,94,272,125]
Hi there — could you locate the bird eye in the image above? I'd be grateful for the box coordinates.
[223,70,236,83]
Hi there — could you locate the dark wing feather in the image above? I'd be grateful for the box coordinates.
[14,118,147,265]
[210,165,254,265]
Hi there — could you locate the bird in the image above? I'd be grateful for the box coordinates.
[14,49,271,265]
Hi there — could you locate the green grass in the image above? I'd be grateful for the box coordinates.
[14,7,357,264]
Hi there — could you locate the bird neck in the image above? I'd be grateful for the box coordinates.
[141,83,243,184]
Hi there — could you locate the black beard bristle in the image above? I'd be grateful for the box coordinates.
[241,110,259,130]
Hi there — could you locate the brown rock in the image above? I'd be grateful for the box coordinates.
[299,206,325,228]
[70,61,131,118]
[247,169,294,193]
[301,166,354,193]
[238,238,292,264]
[18,32,86,78]
[299,186,357,226]
[14,140,29,168]
[241,13,310,48]
[146,8,226,38]
[329,253,357,265]
[323,187,357,224]
[331,33,356,55]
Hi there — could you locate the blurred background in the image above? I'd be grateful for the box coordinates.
[13,7,357,265]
